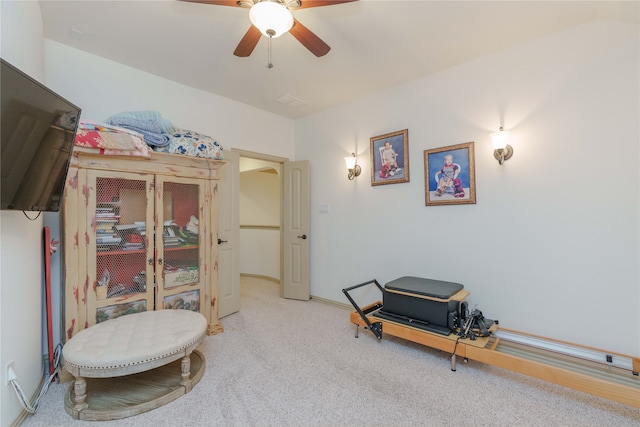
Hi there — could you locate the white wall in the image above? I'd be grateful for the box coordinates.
[43,41,295,158]
[240,171,280,226]
[0,3,47,425]
[295,20,639,356]
[239,229,280,279]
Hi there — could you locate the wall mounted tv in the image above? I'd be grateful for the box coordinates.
[1,58,81,212]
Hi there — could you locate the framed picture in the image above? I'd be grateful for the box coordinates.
[370,129,409,186]
[424,142,476,206]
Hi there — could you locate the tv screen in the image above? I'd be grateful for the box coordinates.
[1,58,81,212]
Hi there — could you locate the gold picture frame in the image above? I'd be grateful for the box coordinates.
[424,142,476,206]
[370,129,409,186]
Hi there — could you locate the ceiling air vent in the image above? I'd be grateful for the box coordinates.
[275,94,307,108]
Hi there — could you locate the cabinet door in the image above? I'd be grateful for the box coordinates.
[87,170,155,326]
[155,176,208,315]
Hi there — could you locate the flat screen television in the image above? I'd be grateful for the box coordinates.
[1,58,81,212]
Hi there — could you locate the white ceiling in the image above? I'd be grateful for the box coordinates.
[39,0,638,119]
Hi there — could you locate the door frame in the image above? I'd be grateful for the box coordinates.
[232,149,289,295]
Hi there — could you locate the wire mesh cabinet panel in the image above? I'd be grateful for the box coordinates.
[63,150,224,340]
[81,170,155,328]
[155,176,208,317]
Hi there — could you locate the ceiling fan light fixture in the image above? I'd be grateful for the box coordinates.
[249,1,294,38]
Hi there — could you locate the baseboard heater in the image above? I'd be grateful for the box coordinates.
[343,279,640,409]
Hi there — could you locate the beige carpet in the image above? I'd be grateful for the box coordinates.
[20,276,640,426]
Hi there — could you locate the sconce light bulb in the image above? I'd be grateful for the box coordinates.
[344,154,357,170]
[490,126,513,165]
[490,127,510,150]
[345,153,361,180]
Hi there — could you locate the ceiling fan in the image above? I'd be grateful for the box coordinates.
[181,0,357,58]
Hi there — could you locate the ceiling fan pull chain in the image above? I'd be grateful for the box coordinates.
[267,30,275,69]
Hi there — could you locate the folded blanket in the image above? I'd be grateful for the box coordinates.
[105,111,174,133]
[128,127,171,147]
[74,120,152,158]
[105,111,174,147]
[79,119,145,138]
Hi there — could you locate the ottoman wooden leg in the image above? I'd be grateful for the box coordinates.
[73,376,89,411]
[181,354,192,391]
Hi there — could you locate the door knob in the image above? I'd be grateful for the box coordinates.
[218,238,228,245]
[298,234,307,240]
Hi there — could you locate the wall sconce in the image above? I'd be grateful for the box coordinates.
[490,127,513,165]
[344,153,361,180]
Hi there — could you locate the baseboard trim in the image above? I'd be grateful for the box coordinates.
[240,273,280,284]
[9,372,46,427]
[239,275,352,310]
[310,295,352,311]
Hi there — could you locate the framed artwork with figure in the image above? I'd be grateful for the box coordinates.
[370,129,409,186]
[424,142,476,206]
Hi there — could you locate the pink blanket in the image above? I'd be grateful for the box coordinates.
[74,120,152,158]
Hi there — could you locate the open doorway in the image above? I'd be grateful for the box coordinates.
[238,155,282,285]
[218,149,310,318]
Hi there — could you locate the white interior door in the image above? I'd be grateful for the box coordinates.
[217,150,240,318]
[283,160,310,300]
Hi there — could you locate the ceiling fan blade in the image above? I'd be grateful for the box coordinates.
[179,0,242,6]
[296,0,358,9]
[234,26,262,57]
[289,18,330,57]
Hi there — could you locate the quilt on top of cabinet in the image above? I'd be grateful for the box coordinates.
[99,110,224,160]
[74,120,152,158]
[155,128,224,160]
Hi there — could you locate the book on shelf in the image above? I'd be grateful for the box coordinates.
[163,236,183,247]
[95,208,119,217]
[96,224,116,230]
[97,242,121,250]
[122,243,144,250]
[115,225,145,249]
[96,236,122,244]
[115,223,144,231]
[177,228,198,244]
[134,222,147,235]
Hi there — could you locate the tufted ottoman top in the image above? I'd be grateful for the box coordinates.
[63,310,207,374]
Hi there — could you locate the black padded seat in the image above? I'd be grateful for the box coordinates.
[384,276,463,300]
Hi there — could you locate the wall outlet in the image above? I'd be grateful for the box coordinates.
[6,361,16,385]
